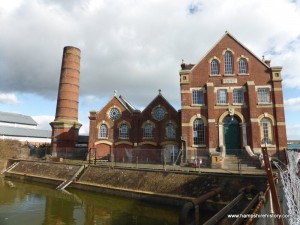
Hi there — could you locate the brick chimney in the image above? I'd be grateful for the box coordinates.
[50,46,82,158]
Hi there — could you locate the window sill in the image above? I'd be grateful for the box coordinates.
[224,74,235,76]
[261,144,275,148]
[238,73,249,76]
[216,103,229,106]
[210,74,221,77]
[232,103,244,106]
[192,145,206,148]
[257,102,272,105]
[143,137,154,140]
[99,137,108,139]
[191,104,205,107]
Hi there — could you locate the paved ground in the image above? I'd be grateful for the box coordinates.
[80,161,268,176]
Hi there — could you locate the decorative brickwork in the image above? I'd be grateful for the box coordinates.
[180,32,287,164]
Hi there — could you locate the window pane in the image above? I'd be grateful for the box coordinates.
[238,58,248,74]
[233,89,244,103]
[166,123,176,139]
[143,123,153,138]
[211,59,220,75]
[100,124,108,138]
[193,119,205,145]
[119,124,129,139]
[192,90,204,105]
[261,118,272,144]
[258,88,270,103]
[224,51,234,74]
[217,89,227,104]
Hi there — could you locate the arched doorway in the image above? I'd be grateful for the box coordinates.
[223,115,241,155]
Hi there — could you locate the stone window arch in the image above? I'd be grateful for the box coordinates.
[142,121,155,139]
[165,122,176,139]
[119,123,129,139]
[238,58,248,74]
[260,117,273,145]
[99,124,108,138]
[224,50,234,74]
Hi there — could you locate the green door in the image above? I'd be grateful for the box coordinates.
[223,116,241,155]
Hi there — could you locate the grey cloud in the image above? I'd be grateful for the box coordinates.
[1,0,300,108]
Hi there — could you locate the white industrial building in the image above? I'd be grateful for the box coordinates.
[0,111,51,144]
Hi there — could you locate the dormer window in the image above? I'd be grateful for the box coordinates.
[238,58,248,74]
[224,51,234,74]
[210,59,220,75]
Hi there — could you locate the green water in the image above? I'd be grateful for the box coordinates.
[0,177,180,225]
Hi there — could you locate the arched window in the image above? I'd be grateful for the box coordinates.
[119,123,129,139]
[260,118,273,144]
[99,124,108,138]
[238,58,248,74]
[193,118,205,145]
[224,51,234,74]
[210,59,220,75]
[165,123,176,139]
[143,122,153,138]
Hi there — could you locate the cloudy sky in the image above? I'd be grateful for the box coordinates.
[1,0,300,139]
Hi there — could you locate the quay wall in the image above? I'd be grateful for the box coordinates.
[4,160,267,208]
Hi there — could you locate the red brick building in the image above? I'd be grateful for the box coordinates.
[179,32,287,165]
[52,32,287,166]
[88,91,181,164]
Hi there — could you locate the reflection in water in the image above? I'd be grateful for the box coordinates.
[0,178,179,225]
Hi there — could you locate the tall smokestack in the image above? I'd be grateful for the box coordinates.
[50,46,82,158]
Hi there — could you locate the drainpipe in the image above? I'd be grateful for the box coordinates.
[181,136,187,164]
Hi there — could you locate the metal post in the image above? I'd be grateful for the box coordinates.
[261,147,284,225]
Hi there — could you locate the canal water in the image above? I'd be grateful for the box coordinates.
[0,177,181,225]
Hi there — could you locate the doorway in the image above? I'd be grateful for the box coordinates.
[223,115,241,155]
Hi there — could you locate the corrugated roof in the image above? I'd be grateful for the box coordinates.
[0,126,51,138]
[0,111,37,126]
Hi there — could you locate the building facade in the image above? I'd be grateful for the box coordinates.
[179,32,287,165]
[88,91,181,164]
[51,32,288,166]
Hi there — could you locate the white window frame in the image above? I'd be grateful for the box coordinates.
[210,59,220,75]
[99,124,108,139]
[238,58,248,74]
[217,89,228,104]
[192,89,205,105]
[143,122,153,139]
[233,88,244,104]
[165,122,176,139]
[260,118,273,145]
[224,51,234,75]
[119,123,129,139]
[193,118,205,145]
[257,88,271,104]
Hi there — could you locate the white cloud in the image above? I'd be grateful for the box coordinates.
[1,0,300,140]
[286,124,300,140]
[32,115,54,130]
[1,0,299,107]
[0,93,20,105]
[284,97,300,111]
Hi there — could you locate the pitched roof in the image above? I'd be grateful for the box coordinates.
[142,90,177,113]
[116,95,136,113]
[0,126,51,138]
[185,31,270,71]
[0,111,37,126]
